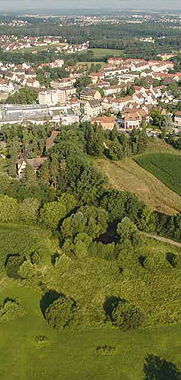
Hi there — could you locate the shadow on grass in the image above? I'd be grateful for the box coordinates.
[103,296,123,319]
[40,290,64,317]
[144,354,181,380]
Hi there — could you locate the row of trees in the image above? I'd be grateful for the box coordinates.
[4,87,38,105]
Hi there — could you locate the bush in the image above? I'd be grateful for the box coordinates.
[61,206,108,240]
[18,198,40,223]
[117,217,141,247]
[40,194,77,230]
[45,296,76,329]
[5,254,26,279]
[0,195,18,222]
[40,201,67,229]
[96,344,116,355]
[111,300,145,329]
[90,242,116,261]
[0,298,26,322]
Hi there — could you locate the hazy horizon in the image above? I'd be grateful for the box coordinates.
[0,0,181,12]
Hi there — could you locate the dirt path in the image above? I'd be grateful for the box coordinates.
[143,232,181,248]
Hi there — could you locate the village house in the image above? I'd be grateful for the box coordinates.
[97,80,110,89]
[111,96,135,112]
[90,72,104,84]
[60,113,79,125]
[102,97,113,111]
[39,90,59,106]
[107,57,124,66]
[84,100,102,118]
[57,89,66,105]
[67,98,81,111]
[0,78,14,93]
[174,111,181,128]
[103,67,129,79]
[148,60,174,72]
[61,86,76,98]
[26,78,40,89]
[131,61,150,72]
[4,72,18,82]
[103,84,128,97]
[133,92,145,105]
[120,108,149,130]
[80,88,102,101]
[91,116,115,130]
[58,77,75,87]
[16,156,48,179]
[120,111,142,129]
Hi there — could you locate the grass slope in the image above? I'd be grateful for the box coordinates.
[95,158,181,214]
[135,153,181,197]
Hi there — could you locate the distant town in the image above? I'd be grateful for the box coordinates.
[0,51,180,131]
[0,11,181,161]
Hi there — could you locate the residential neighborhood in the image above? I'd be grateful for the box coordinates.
[0,52,180,133]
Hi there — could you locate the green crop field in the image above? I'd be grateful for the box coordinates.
[135,153,181,197]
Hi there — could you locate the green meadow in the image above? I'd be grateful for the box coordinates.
[0,223,181,378]
[0,282,181,380]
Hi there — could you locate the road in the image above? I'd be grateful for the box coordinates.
[142,232,181,249]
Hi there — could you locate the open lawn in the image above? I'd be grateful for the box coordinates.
[135,153,181,197]
[0,282,181,380]
[95,157,181,215]
[90,48,123,58]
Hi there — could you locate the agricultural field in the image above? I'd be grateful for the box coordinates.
[95,157,181,214]
[135,153,181,197]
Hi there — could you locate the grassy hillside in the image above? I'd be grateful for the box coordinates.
[144,138,181,154]
[95,158,181,214]
[135,153,181,197]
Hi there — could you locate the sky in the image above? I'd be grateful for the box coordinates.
[0,0,180,12]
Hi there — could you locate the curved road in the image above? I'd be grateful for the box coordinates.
[142,232,181,249]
